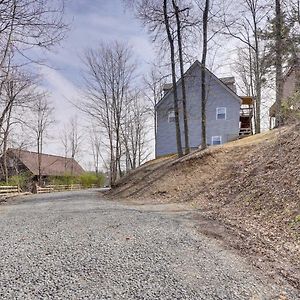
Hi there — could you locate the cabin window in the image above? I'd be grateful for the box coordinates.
[168,110,175,123]
[216,107,226,120]
[212,136,222,145]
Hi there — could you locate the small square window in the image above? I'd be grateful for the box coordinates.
[212,136,222,145]
[168,110,175,123]
[216,107,226,120]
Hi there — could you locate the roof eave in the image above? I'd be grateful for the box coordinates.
[155,60,242,109]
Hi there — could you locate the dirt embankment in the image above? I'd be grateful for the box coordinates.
[109,125,300,288]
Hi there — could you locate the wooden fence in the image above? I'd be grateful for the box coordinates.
[0,185,20,197]
[37,184,83,194]
[0,184,98,197]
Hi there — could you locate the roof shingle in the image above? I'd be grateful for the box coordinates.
[7,149,85,176]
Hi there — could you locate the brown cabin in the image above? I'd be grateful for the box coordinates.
[1,149,85,182]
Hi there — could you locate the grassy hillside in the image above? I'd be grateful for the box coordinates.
[109,124,300,287]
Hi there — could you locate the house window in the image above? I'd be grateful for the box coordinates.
[168,110,175,123]
[216,107,226,120]
[212,136,222,145]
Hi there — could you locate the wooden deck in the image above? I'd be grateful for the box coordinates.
[239,96,254,137]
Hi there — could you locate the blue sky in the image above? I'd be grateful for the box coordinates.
[44,0,154,84]
[37,0,155,167]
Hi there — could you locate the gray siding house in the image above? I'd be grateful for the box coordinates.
[155,60,242,157]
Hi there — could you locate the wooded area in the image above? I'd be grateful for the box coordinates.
[0,0,67,184]
[0,0,299,186]
[128,0,300,157]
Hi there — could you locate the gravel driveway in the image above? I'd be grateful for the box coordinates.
[0,190,298,299]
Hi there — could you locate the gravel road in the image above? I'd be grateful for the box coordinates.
[0,190,298,299]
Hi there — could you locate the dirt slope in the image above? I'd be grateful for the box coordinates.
[109,125,300,288]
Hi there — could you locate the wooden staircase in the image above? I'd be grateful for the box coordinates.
[239,96,254,137]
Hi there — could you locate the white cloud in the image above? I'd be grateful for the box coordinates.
[47,0,154,75]
[37,66,81,156]
[39,66,79,119]
[24,0,156,167]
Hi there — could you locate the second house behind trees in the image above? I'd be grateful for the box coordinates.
[155,60,253,157]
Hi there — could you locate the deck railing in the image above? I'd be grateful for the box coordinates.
[240,107,253,117]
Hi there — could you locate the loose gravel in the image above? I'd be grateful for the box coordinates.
[0,190,298,299]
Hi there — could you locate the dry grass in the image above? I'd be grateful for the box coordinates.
[110,129,281,202]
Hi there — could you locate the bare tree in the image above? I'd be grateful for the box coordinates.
[60,116,83,174]
[89,126,103,175]
[79,41,136,185]
[221,0,271,133]
[0,0,67,183]
[274,0,284,126]
[0,0,67,66]
[121,91,151,171]
[60,125,69,172]
[0,67,40,182]
[199,0,209,149]
[289,0,300,25]
[172,0,191,154]
[143,64,167,157]
[68,116,82,175]
[163,0,183,156]
[130,0,215,153]
[0,0,68,106]
[126,0,200,157]
[27,96,54,184]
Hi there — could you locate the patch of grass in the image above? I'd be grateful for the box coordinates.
[294,215,300,223]
[49,174,78,186]
[0,172,32,191]
[79,172,106,188]
[49,172,106,188]
[289,214,300,230]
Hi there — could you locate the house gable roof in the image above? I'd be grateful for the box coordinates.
[7,149,85,176]
[155,60,242,109]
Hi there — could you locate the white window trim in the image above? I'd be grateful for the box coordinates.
[216,107,227,120]
[211,136,222,145]
[168,110,175,123]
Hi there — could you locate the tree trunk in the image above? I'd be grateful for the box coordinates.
[110,140,116,185]
[275,0,283,127]
[154,110,157,157]
[201,0,209,149]
[248,41,257,133]
[163,0,183,157]
[2,104,13,183]
[37,137,42,186]
[173,0,190,154]
[71,154,74,175]
[253,18,262,134]
[3,138,8,183]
